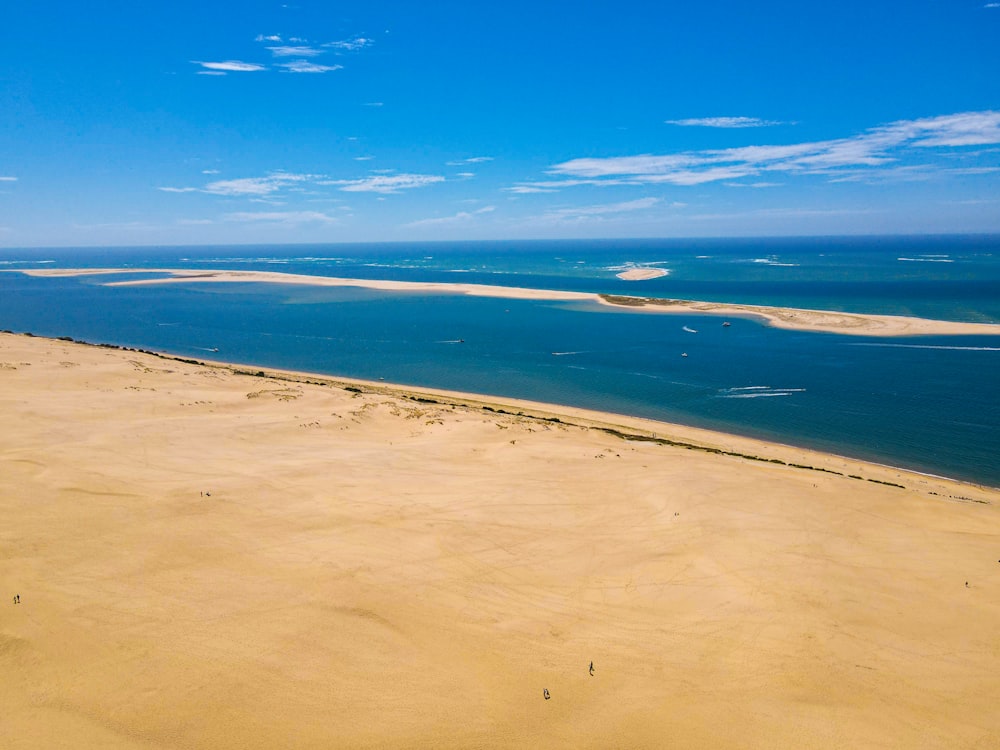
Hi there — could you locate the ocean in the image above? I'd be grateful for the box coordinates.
[1,235,998,486]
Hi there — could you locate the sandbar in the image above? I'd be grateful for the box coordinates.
[615,267,669,281]
[2,331,999,749]
[596,294,1000,337]
[17,267,1000,337]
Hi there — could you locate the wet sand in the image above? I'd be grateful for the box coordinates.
[19,267,1000,337]
[2,331,999,749]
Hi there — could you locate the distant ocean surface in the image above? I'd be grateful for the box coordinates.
[2,235,999,487]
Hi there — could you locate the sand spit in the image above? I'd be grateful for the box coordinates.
[597,294,1000,337]
[615,267,669,281]
[2,331,999,749]
[18,267,1000,337]
[20,267,592,302]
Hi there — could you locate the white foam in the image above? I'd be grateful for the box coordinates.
[722,392,792,399]
[749,257,799,267]
[718,385,805,399]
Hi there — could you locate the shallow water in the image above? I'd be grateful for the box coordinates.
[1,236,998,486]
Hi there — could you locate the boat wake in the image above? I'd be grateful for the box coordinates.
[718,386,806,399]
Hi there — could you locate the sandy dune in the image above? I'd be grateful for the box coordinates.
[18,267,1000,337]
[2,332,999,749]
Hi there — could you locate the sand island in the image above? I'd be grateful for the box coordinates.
[615,267,670,281]
[2,331,999,749]
[17,267,1000,337]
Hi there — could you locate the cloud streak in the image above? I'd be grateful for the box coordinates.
[160,169,446,201]
[526,198,661,225]
[277,60,343,74]
[159,172,317,197]
[534,111,1000,189]
[321,173,445,194]
[195,31,372,76]
[266,45,324,57]
[406,206,495,227]
[666,117,785,128]
[325,37,375,51]
[223,211,337,224]
[192,60,266,73]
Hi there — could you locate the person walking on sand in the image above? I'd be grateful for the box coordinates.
[13,594,19,604]
[589,661,594,676]
[543,688,550,700]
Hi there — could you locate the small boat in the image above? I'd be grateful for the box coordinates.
[681,352,688,358]
[722,321,731,327]
[682,326,698,333]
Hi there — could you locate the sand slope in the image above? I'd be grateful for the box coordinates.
[1,333,999,749]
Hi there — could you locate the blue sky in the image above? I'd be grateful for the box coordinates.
[1,1,999,247]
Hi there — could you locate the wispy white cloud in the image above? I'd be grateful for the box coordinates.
[547,197,660,217]
[201,169,220,175]
[666,116,785,128]
[0,176,17,182]
[160,172,316,196]
[689,207,878,222]
[206,172,315,196]
[542,111,1000,188]
[522,198,661,224]
[277,60,343,74]
[363,102,384,107]
[325,37,374,51]
[223,210,337,224]
[503,185,559,194]
[71,221,152,231]
[446,156,494,166]
[948,166,1000,174]
[985,3,1000,8]
[198,31,370,78]
[192,60,266,73]
[725,181,782,188]
[406,206,495,227]
[267,45,324,57]
[321,173,445,193]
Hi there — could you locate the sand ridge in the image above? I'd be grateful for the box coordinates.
[2,332,999,749]
[17,267,1000,337]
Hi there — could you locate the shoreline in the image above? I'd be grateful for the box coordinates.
[3,330,999,748]
[4,330,994,496]
[16,266,1000,337]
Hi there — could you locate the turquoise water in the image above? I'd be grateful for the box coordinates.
[1,236,998,486]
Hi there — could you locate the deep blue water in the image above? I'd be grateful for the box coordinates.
[1,236,998,486]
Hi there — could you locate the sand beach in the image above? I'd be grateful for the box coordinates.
[1,331,999,748]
